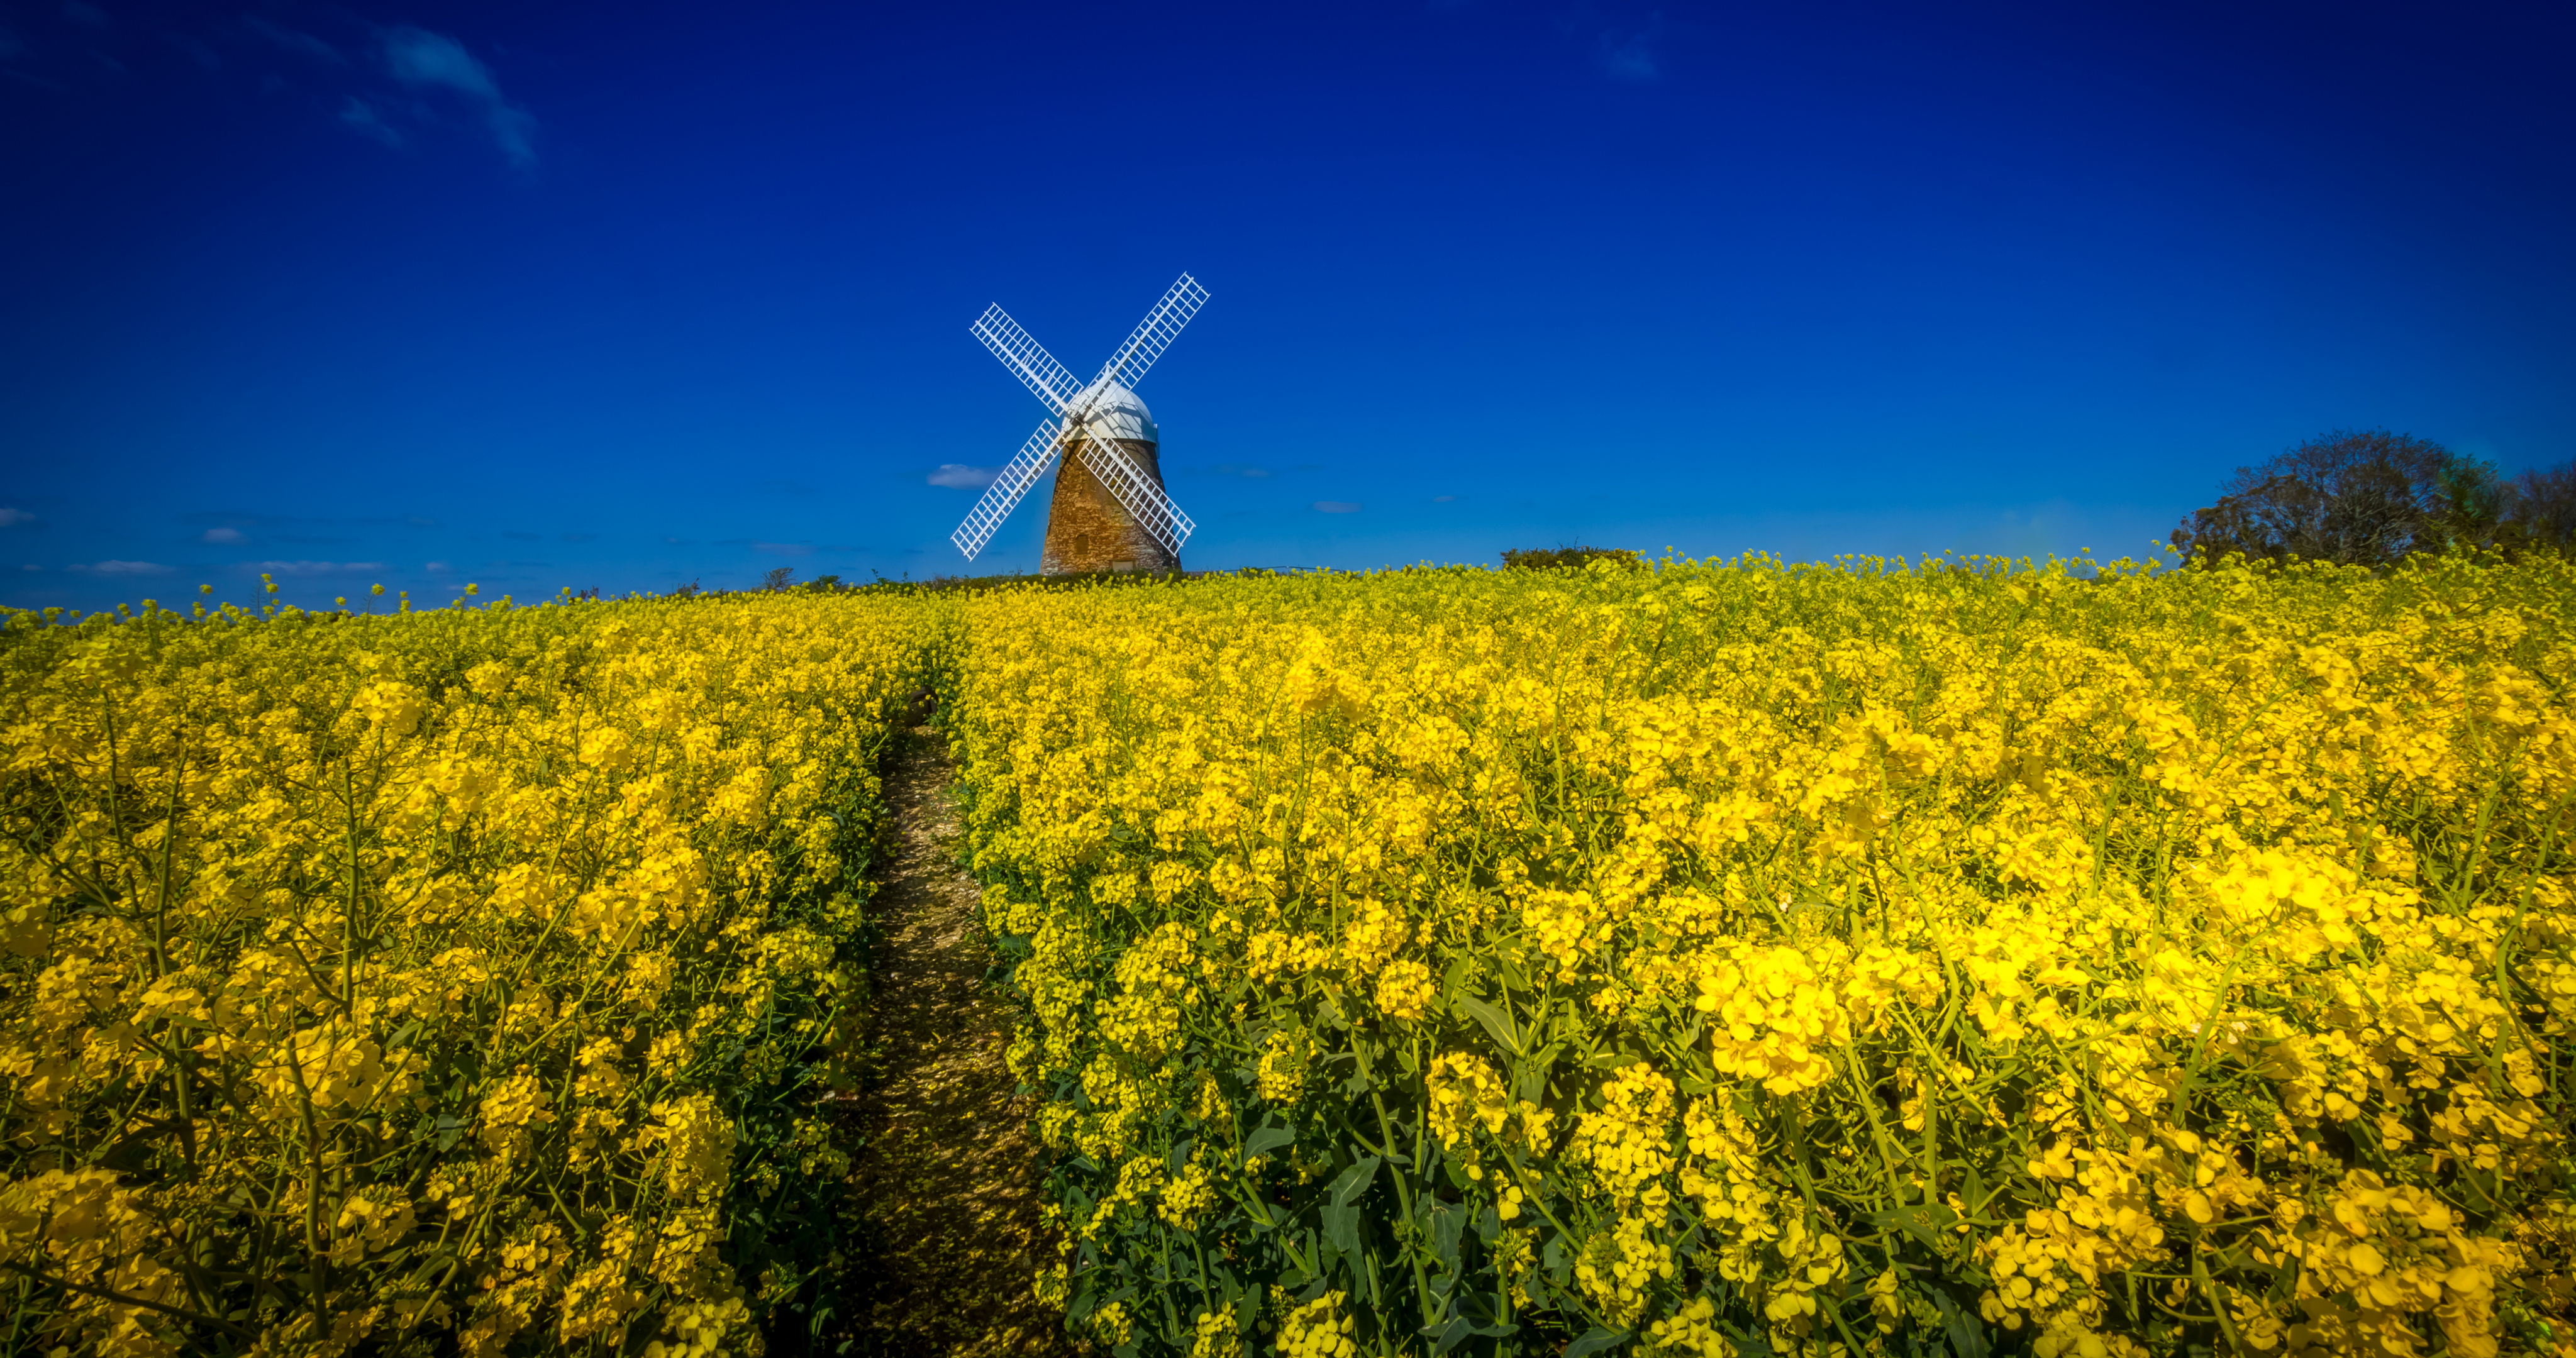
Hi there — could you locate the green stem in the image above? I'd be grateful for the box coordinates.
[0,1260,257,1342]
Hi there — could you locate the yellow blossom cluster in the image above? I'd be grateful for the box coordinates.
[0,593,923,1355]
[944,551,2576,1355]
[1276,1289,1358,1358]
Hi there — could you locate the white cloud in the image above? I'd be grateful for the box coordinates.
[72,560,174,575]
[1313,501,1363,514]
[1433,495,1460,504]
[1206,463,1272,479]
[0,508,32,526]
[338,97,402,147]
[426,560,452,572]
[752,541,815,556]
[201,526,245,544]
[927,464,999,489]
[247,560,386,575]
[382,26,536,168]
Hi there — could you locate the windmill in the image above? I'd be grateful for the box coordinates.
[951,273,1208,574]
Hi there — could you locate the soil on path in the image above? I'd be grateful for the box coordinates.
[818,720,1075,1357]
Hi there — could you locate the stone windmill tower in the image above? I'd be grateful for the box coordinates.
[951,275,1206,574]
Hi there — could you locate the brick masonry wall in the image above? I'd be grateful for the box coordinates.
[1039,438,1182,575]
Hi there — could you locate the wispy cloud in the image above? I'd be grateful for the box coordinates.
[72,560,173,575]
[165,31,218,71]
[243,15,343,64]
[201,526,245,544]
[1433,495,1461,504]
[928,464,999,489]
[246,560,386,576]
[752,541,815,556]
[0,508,33,527]
[426,561,452,572]
[338,97,401,146]
[1204,463,1273,479]
[62,3,106,29]
[1597,14,1663,82]
[0,29,23,63]
[184,509,423,538]
[382,26,535,168]
[1313,501,1363,514]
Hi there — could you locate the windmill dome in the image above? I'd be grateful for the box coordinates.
[1070,378,1158,444]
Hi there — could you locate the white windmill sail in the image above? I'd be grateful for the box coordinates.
[950,274,1208,563]
[1094,275,1209,395]
[1071,437,1196,556]
[949,417,1065,561]
[970,306,1084,411]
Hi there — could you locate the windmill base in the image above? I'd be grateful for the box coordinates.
[1040,437,1183,576]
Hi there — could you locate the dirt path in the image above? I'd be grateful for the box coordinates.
[818,721,1075,1357]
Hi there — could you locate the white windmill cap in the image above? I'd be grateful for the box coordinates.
[1070,378,1157,444]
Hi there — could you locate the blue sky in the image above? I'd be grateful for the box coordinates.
[4,1,2571,610]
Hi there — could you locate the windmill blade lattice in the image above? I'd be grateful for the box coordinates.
[1092,275,1209,396]
[950,417,1065,561]
[970,307,1084,413]
[1072,438,1195,556]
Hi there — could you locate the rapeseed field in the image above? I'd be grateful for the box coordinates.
[945,553,2576,1358]
[0,592,926,1355]
[4,552,2573,1357]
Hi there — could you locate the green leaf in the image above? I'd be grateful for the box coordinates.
[1455,994,1522,1057]
[1244,1123,1297,1161]
[1931,1288,1992,1358]
[1321,1156,1380,1255]
[1421,1196,1463,1275]
[1872,1201,1960,1249]
[1328,1156,1380,1206]
[1565,1327,1630,1357]
[1441,951,1474,1001]
[1322,1200,1360,1256]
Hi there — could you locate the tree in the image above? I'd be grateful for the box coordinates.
[762,566,797,592]
[2171,429,2488,568]
[1502,546,1641,571]
[2431,455,2522,551]
[2502,461,2576,553]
